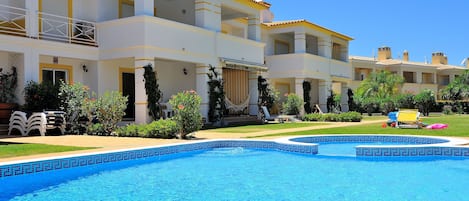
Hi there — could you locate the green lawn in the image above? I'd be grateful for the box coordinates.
[208,122,330,133]
[250,115,469,138]
[0,142,96,159]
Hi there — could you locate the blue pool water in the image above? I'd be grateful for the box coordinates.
[2,147,469,201]
[318,142,405,156]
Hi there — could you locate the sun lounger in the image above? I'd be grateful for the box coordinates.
[260,106,294,123]
[396,109,421,129]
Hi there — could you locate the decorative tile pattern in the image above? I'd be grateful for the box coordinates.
[289,135,469,158]
[356,146,469,158]
[0,139,317,178]
[291,135,448,144]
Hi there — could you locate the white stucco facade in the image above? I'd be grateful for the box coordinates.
[1,0,363,123]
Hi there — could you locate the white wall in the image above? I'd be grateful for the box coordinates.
[97,0,118,22]
[81,61,98,94]
[42,0,68,17]
[97,58,134,95]
[2,0,25,8]
[73,0,98,22]
[0,51,9,68]
[155,60,196,102]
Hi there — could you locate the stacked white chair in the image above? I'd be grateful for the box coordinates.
[8,111,28,136]
[43,111,66,135]
[8,111,66,136]
[26,112,48,136]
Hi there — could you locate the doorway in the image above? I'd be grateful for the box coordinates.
[121,71,135,120]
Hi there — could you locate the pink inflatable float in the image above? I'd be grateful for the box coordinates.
[426,123,448,129]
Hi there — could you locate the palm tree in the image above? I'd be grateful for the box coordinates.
[354,70,404,115]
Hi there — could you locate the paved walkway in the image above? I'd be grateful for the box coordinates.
[1,119,467,163]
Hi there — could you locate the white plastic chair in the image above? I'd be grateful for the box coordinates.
[8,111,28,136]
[26,112,47,136]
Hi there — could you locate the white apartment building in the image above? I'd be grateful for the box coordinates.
[0,0,354,123]
[350,47,468,98]
[261,16,353,113]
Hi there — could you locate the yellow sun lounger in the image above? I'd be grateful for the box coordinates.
[396,109,422,129]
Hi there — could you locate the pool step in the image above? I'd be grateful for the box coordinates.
[0,124,9,135]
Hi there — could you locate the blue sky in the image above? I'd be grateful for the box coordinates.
[266,0,469,66]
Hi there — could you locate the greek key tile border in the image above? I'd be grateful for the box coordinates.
[0,139,317,178]
[285,135,469,158]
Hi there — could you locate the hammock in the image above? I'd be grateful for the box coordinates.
[225,95,250,114]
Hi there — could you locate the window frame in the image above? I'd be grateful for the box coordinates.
[39,63,73,84]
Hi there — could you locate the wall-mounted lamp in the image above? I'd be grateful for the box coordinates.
[183,68,188,75]
[82,64,88,72]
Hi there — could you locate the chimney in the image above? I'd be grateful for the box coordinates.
[432,52,447,65]
[377,46,392,61]
[403,50,409,62]
[466,58,469,68]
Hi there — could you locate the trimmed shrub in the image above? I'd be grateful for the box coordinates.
[323,113,340,122]
[116,119,178,138]
[339,112,363,122]
[303,113,324,121]
[303,112,362,122]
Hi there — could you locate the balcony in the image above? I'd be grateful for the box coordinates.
[98,16,264,64]
[401,83,439,95]
[266,53,351,80]
[0,4,97,46]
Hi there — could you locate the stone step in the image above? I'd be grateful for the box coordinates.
[0,124,9,135]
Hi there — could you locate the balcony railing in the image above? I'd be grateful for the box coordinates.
[0,4,97,46]
[0,5,27,36]
[39,12,97,46]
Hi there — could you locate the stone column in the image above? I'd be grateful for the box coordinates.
[340,45,348,62]
[449,74,456,83]
[294,32,306,53]
[196,64,211,121]
[247,15,261,41]
[433,73,437,84]
[23,50,39,83]
[318,37,332,58]
[195,0,221,32]
[416,72,422,84]
[20,50,39,105]
[340,83,349,112]
[25,0,39,38]
[134,0,154,16]
[318,80,331,113]
[134,58,153,124]
[294,78,305,115]
[249,71,260,115]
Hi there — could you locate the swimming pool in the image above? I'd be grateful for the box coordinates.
[1,135,469,200]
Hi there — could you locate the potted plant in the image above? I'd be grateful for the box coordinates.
[0,66,18,123]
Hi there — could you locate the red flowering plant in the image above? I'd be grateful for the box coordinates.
[169,90,203,139]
